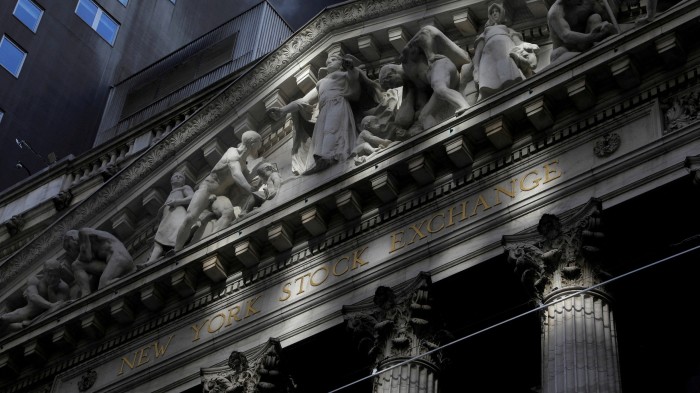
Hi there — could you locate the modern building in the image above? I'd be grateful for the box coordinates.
[0,0,699,392]
[0,0,291,192]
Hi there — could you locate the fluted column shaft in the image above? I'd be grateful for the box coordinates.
[374,358,439,393]
[541,289,620,393]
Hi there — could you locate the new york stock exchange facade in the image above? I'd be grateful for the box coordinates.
[1,0,700,392]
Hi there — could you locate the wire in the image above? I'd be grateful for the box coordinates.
[328,242,700,393]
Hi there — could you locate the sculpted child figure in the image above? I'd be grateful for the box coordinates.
[352,115,397,164]
[239,161,283,218]
[63,228,135,297]
[173,130,262,252]
[141,171,193,267]
[0,259,72,333]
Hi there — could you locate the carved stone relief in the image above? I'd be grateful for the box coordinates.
[343,273,450,373]
[62,228,135,298]
[200,338,296,393]
[0,259,74,335]
[663,86,700,132]
[502,200,609,303]
[77,369,97,392]
[593,132,621,157]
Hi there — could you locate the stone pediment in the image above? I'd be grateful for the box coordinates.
[1,0,700,391]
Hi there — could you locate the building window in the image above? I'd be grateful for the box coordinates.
[118,0,128,6]
[13,0,43,32]
[75,0,120,45]
[0,36,27,77]
[0,110,4,125]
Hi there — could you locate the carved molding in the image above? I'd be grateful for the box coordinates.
[77,369,97,392]
[663,84,700,132]
[593,132,621,157]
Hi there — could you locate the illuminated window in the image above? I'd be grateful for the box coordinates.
[0,36,27,77]
[13,0,43,32]
[0,110,4,125]
[75,0,120,45]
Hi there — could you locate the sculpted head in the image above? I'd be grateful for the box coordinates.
[326,54,343,72]
[240,130,262,153]
[360,115,380,133]
[256,162,277,178]
[170,171,186,188]
[379,64,404,90]
[63,230,80,260]
[486,2,505,26]
[43,259,63,288]
[510,46,538,73]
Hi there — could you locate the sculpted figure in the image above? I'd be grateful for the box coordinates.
[0,259,72,333]
[142,171,193,267]
[379,26,471,137]
[173,130,262,251]
[239,161,283,218]
[472,3,540,100]
[268,53,383,175]
[547,0,617,64]
[352,115,397,164]
[63,228,135,297]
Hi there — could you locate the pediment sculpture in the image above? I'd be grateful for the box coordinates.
[0,259,74,335]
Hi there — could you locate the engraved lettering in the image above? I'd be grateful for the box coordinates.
[389,231,405,253]
[407,220,428,245]
[191,319,208,342]
[332,256,350,276]
[427,212,445,233]
[279,282,292,301]
[310,266,329,286]
[294,274,311,295]
[245,295,261,318]
[542,160,562,183]
[226,306,242,325]
[493,179,517,205]
[207,313,226,333]
[118,352,138,375]
[471,195,491,216]
[520,171,541,191]
[351,246,369,269]
[136,347,150,367]
[446,201,469,227]
[152,335,174,358]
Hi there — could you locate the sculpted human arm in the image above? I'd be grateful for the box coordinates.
[228,159,254,194]
[77,229,94,262]
[165,186,194,207]
[342,58,362,102]
[548,6,611,47]
[267,89,319,121]
[24,277,56,310]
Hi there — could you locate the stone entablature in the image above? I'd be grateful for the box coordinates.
[1,0,700,391]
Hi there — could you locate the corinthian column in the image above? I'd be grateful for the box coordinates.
[343,273,449,393]
[503,199,620,393]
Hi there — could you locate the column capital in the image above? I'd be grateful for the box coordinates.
[200,338,296,393]
[502,198,607,302]
[342,272,450,369]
